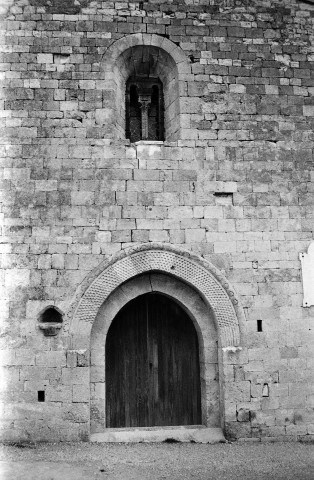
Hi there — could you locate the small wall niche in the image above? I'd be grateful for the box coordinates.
[38,306,63,336]
[262,383,269,397]
[257,320,263,332]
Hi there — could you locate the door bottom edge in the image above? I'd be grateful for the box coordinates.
[90,427,225,444]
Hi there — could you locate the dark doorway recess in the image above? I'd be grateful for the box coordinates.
[106,292,201,428]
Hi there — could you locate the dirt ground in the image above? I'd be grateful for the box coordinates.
[1,441,314,480]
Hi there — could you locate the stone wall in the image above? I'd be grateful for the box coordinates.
[1,0,314,442]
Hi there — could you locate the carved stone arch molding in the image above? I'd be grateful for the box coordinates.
[69,243,243,348]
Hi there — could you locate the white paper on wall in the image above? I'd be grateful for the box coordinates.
[299,241,314,307]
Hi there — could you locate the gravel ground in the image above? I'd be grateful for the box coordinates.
[0,441,314,480]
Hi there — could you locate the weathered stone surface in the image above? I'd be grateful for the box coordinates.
[1,0,314,443]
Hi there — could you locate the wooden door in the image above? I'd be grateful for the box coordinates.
[105,293,201,428]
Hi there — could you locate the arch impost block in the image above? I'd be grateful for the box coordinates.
[69,244,243,348]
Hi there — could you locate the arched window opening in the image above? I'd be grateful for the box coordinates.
[106,43,181,142]
[126,78,164,142]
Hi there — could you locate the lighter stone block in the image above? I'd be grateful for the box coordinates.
[299,241,314,307]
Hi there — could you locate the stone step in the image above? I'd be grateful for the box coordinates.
[90,426,226,444]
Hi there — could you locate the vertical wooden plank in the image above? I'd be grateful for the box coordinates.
[106,293,201,428]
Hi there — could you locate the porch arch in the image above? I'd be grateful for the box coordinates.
[69,243,243,348]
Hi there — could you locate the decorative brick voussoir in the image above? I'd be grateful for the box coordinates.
[69,243,243,348]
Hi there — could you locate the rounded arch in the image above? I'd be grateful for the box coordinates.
[69,243,243,348]
[102,34,190,72]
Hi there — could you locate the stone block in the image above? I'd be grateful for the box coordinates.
[61,403,89,423]
[251,383,263,398]
[169,230,185,243]
[137,219,163,230]
[37,54,53,63]
[148,230,169,242]
[237,408,250,422]
[0,351,15,367]
[285,424,307,435]
[19,367,62,383]
[5,269,30,289]
[35,180,57,191]
[204,206,224,219]
[73,384,89,403]
[280,347,298,359]
[181,97,202,114]
[225,381,251,403]
[303,106,314,116]
[168,206,193,219]
[116,219,136,230]
[77,350,89,367]
[214,242,237,253]
[225,421,252,440]
[15,350,35,366]
[60,101,78,111]
[35,352,66,368]
[37,255,52,270]
[95,231,112,243]
[94,383,106,400]
[185,228,206,243]
[46,385,72,403]
[71,192,94,205]
[132,230,149,242]
[65,255,79,270]
[90,366,105,383]
[112,230,131,242]
[67,351,77,368]
[223,348,249,366]
[146,206,167,219]
[51,254,65,269]
[62,367,89,385]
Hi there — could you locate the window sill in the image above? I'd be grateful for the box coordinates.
[134,140,164,145]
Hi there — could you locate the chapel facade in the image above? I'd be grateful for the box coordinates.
[1,0,314,443]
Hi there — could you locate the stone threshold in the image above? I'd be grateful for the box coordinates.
[91,426,226,444]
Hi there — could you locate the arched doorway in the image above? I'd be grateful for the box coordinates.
[70,244,243,441]
[105,292,201,428]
